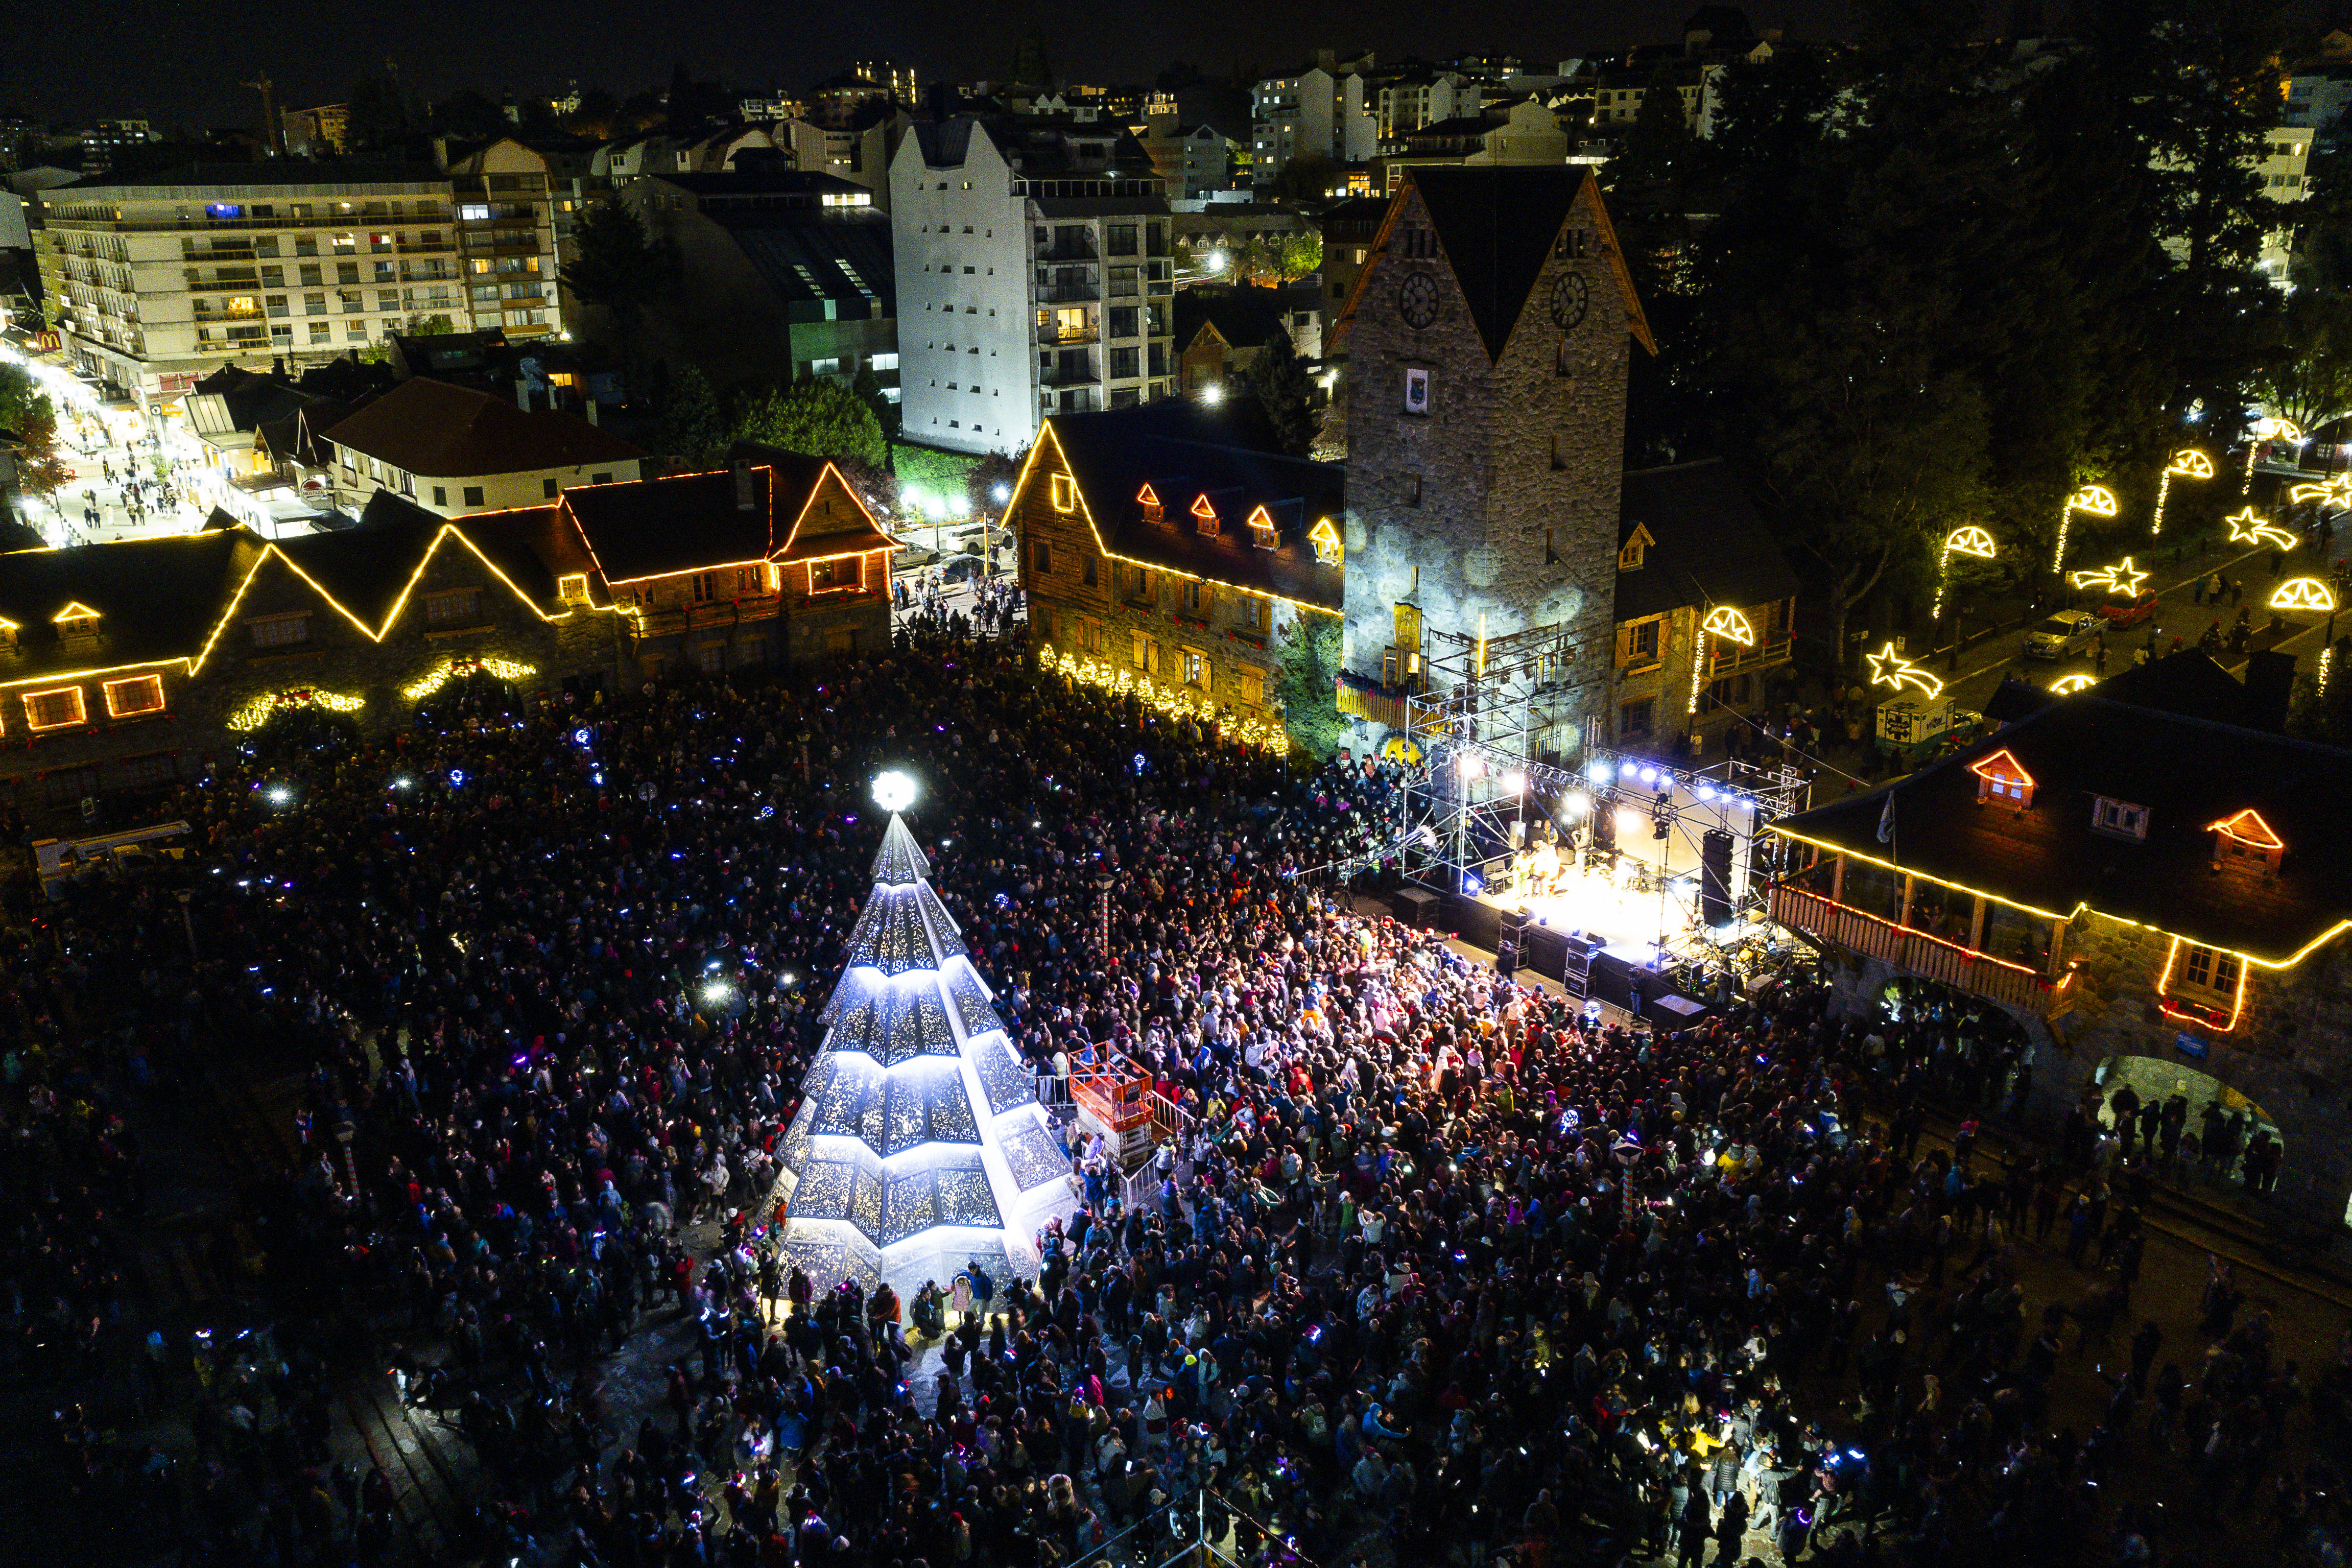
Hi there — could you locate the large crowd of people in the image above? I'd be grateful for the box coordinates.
[5,628,2348,1568]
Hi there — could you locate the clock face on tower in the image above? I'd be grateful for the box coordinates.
[1550,270,1590,331]
[1397,271,1440,330]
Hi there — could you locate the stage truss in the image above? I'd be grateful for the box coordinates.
[1395,622,1808,961]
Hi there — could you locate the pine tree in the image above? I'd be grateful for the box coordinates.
[658,363,728,466]
[1252,329,1315,458]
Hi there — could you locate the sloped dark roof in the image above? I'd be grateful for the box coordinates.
[0,530,264,674]
[727,444,900,560]
[1043,403,1344,612]
[562,467,775,584]
[705,206,895,310]
[89,161,442,189]
[319,377,644,478]
[1174,289,1291,355]
[1614,459,1798,623]
[185,364,321,432]
[2090,649,2277,730]
[1776,673,2352,962]
[651,170,868,198]
[1410,165,1591,362]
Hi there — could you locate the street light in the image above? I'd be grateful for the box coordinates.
[2150,446,2213,538]
[1688,606,1755,715]
[2053,484,2117,576]
[2245,416,2302,495]
[1933,525,1997,620]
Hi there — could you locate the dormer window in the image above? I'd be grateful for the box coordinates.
[1246,505,1279,551]
[2091,796,2149,841]
[2207,809,2285,875]
[0,617,16,650]
[53,601,101,637]
[1619,524,1653,573]
[1050,472,1076,512]
[1969,748,2034,808]
[1137,483,1165,528]
[1309,517,1343,564]
[1191,493,1219,537]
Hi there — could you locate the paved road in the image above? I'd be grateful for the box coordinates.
[23,411,211,547]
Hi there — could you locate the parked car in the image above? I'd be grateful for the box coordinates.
[2101,589,2159,630]
[2025,609,2108,659]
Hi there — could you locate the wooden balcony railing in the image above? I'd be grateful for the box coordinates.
[1768,882,2054,1013]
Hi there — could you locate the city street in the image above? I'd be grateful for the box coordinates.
[36,407,211,546]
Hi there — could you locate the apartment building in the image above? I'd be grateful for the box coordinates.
[441,138,567,338]
[35,162,469,401]
[890,116,1175,456]
[1375,73,1484,137]
[2256,126,2314,283]
[1250,57,1380,188]
[1593,64,1726,137]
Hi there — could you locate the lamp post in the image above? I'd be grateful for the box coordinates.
[2244,417,2302,496]
[1933,526,1997,621]
[2151,447,2213,538]
[1687,606,1756,717]
[2053,484,2117,578]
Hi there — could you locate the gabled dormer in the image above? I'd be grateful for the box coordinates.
[1618,522,1653,572]
[1191,492,1219,538]
[1246,504,1280,551]
[1137,483,1166,529]
[2207,809,2284,876]
[1969,749,2034,809]
[53,601,102,650]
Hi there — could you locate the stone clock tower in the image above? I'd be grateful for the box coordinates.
[1338,166,1652,756]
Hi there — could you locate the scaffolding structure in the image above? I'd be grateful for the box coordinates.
[1397,621,1808,956]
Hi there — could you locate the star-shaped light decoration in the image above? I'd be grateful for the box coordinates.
[2224,507,2299,551]
[1866,641,1946,700]
[2068,557,2149,597]
[2288,474,2352,512]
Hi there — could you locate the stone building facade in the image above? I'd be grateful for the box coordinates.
[1009,403,1342,747]
[0,459,898,818]
[1335,166,1654,761]
[1766,658,2352,1233]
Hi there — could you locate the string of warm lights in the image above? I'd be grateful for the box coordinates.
[401,656,539,702]
[225,687,367,731]
[1036,644,1289,754]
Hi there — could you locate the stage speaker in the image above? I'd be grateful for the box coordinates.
[1700,828,1735,929]
[1591,801,1617,852]
[1499,907,1531,945]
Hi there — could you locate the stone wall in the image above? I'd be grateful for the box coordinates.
[1824,912,2352,1232]
[1340,178,1631,756]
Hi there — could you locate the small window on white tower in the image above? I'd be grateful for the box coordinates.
[1403,367,1430,415]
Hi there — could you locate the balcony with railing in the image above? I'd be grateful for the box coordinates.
[1039,352,1098,387]
[1035,235,1099,262]
[1038,322,1098,346]
[1768,882,2057,1013]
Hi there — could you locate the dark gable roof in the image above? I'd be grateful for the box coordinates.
[92,161,443,190]
[1045,403,1343,612]
[652,170,867,198]
[1615,460,1798,623]
[1410,165,1590,362]
[272,490,561,628]
[319,377,644,478]
[563,468,774,584]
[0,531,264,672]
[1778,674,2352,962]
[727,443,899,560]
[1174,289,1290,354]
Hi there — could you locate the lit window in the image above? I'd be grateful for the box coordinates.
[1969,749,2034,807]
[558,573,588,601]
[1309,517,1342,564]
[424,588,483,626]
[1191,493,1220,536]
[1050,473,1077,512]
[23,686,86,730]
[103,675,165,718]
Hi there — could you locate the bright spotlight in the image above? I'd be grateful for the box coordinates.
[871,770,919,813]
[1206,249,1229,273]
[267,786,291,805]
[1502,771,1527,795]
[1201,383,1224,406]
[1587,761,1613,785]
[1457,753,1484,779]
[992,484,1011,504]
[700,981,732,1006]
[1562,792,1589,816]
[1615,809,1643,839]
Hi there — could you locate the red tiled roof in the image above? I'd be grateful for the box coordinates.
[319,377,644,478]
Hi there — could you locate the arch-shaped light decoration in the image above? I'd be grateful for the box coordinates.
[1944,526,1998,559]
[2048,673,2098,695]
[2154,447,2213,537]
[2270,576,2338,613]
[2054,484,2117,574]
[1701,606,1756,645]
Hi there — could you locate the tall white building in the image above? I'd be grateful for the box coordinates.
[1251,58,1380,187]
[890,116,1175,456]
[36,163,469,401]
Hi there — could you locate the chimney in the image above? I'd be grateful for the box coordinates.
[2242,649,2297,733]
[733,461,755,511]
[584,398,600,426]
[515,378,535,412]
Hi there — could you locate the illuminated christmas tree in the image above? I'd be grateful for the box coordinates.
[771,771,1073,1293]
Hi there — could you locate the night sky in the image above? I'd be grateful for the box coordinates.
[4,0,1853,132]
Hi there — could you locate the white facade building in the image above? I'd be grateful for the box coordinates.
[890,117,1175,456]
[1251,63,1379,187]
